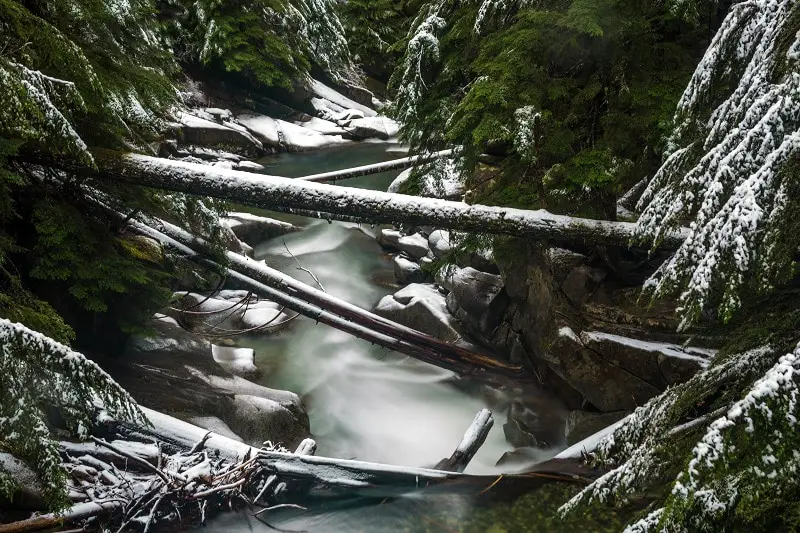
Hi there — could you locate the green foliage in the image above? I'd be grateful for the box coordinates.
[0,319,145,510]
[30,200,171,334]
[165,0,353,89]
[392,0,714,217]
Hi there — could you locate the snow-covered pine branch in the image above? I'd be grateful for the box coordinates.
[635,0,800,328]
[0,319,145,509]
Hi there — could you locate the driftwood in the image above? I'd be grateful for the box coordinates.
[65,151,687,249]
[128,218,527,384]
[0,501,124,533]
[435,409,494,473]
[295,149,454,183]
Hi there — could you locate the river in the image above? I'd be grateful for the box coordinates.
[202,142,622,532]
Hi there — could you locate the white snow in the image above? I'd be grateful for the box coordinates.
[292,115,349,135]
[237,113,350,151]
[308,79,376,117]
[555,416,630,459]
[211,345,258,377]
[582,331,715,366]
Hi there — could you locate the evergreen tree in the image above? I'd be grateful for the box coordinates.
[0,318,144,509]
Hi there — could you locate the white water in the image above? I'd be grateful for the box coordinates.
[204,143,553,531]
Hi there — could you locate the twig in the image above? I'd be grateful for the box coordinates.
[283,240,325,292]
[254,503,307,517]
[91,437,173,486]
[192,478,246,499]
[190,431,212,454]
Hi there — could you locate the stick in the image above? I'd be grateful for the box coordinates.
[0,501,123,533]
[295,150,454,183]
[435,409,494,473]
[90,437,173,486]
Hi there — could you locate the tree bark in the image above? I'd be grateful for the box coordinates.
[128,218,527,384]
[71,151,687,249]
[296,149,454,183]
[435,409,494,473]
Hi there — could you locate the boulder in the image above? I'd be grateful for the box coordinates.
[186,416,243,442]
[547,248,587,283]
[341,116,400,140]
[235,160,266,172]
[561,265,607,307]
[0,452,44,509]
[564,410,628,445]
[374,284,467,343]
[503,397,567,449]
[211,345,260,379]
[447,267,508,333]
[393,255,428,285]
[397,233,430,259]
[177,112,264,156]
[428,230,452,259]
[377,228,403,249]
[223,212,301,244]
[105,320,310,449]
[237,113,350,152]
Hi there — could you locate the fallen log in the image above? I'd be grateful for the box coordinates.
[435,409,494,473]
[128,218,526,384]
[295,149,454,183]
[0,501,124,533]
[67,151,687,249]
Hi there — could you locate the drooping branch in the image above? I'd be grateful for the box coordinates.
[435,408,494,473]
[65,151,688,249]
[295,149,454,182]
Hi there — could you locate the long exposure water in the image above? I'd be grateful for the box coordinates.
[202,142,586,532]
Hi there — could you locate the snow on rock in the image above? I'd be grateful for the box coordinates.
[581,331,714,367]
[374,283,466,343]
[177,111,264,155]
[397,233,430,259]
[377,228,403,249]
[341,116,400,140]
[185,416,243,442]
[235,160,265,172]
[211,345,259,379]
[428,230,452,259]
[292,115,349,136]
[309,79,376,118]
[229,394,308,448]
[237,113,350,152]
[393,255,428,285]
[223,211,301,244]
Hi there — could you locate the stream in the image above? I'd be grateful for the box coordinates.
[201,143,611,532]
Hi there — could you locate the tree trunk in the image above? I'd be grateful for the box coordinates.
[70,151,687,249]
[296,149,454,183]
[128,218,527,384]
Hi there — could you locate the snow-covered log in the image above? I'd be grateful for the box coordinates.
[128,218,526,384]
[295,149,454,182]
[75,151,688,249]
[435,409,494,473]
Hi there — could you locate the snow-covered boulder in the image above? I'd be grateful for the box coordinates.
[309,79,377,118]
[211,345,259,379]
[237,113,350,152]
[291,115,349,136]
[177,111,264,156]
[223,212,301,244]
[235,160,266,172]
[397,233,430,259]
[393,255,427,285]
[341,116,400,140]
[428,230,452,259]
[374,284,466,344]
[377,228,403,249]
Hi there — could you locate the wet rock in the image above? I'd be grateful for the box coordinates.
[0,452,44,509]
[565,410,628,445]
[561,265,607,307]
[547,248,587,283]
[503,398,566,449]
[374,284,467,343]
[393,255,428,285]
[448,267,508,334]
[105,320,310,449]
[428,230,452,259]
[397,233,430,259]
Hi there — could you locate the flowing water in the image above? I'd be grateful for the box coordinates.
[202,142,599,532]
